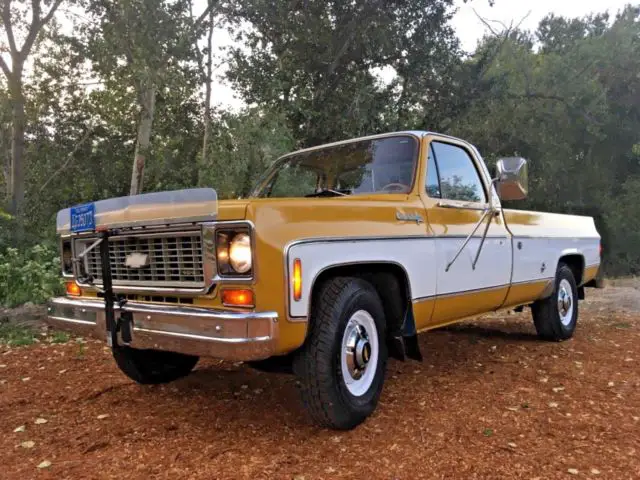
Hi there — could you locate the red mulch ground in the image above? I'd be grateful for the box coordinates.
[1,287,639,479]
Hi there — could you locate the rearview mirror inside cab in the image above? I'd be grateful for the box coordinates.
[496,157,528,201]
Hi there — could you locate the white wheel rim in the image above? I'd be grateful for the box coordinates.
[557,278,574,326]
[340,310,379,397]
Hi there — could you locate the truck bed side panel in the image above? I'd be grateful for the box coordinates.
[502,209,601,306]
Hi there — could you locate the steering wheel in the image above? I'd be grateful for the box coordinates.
[381,182,410,193]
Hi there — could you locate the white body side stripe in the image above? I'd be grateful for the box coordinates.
[287,238,437,318]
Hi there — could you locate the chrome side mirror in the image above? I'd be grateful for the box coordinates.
[495,157,528,201]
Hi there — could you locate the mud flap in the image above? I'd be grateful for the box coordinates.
[401,307,422,361]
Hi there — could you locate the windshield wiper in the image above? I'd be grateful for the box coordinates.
[305,189,351,198]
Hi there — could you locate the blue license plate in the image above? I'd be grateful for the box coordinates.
[70,203,95,233]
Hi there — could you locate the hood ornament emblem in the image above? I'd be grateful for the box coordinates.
[125,252,150,269]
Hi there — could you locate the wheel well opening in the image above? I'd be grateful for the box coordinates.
[310,263,412,342]
[560,254,584,285]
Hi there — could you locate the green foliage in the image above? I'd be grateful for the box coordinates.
[225,0,462,146]
[0,323,37,347]
[0,245,64,308]
[200,108,295,198]
[50,331,70,344]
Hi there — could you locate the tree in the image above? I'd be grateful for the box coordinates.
[451,5,640,274]
[80,0,216,195]
[0,0,64,215]
[197,5,215,186]
[200,108,294,198]
[225,0,463,147]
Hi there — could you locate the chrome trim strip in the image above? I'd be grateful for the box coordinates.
[437,200,490,211]
[49,297,277,320]
[412,295,435,303]
[411,278,554,304]
[48,316,96,326]
[133,327,271,344]
[95,215,216,231]
[510,277,555,286]
[276,131,426,162]
[433,283,509,299]
[511,235,600,240]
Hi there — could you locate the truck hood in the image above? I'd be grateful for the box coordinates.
[216,199,250,221]
[56,188,220,234]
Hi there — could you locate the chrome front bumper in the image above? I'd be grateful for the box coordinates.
[46,297,279,361]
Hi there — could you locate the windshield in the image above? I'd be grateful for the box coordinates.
[252,135,419,198]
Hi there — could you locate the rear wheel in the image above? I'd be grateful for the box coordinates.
[112,347,199,384]
[293,277,388,430]
[532,263,578,341]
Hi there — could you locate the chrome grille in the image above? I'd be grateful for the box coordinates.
[75,231,205,288]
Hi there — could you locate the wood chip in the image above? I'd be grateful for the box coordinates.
[34,418,47,425]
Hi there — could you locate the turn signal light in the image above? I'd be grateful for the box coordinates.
[66,281,81,296]
[221,289,254,307]
[293,258,302,301]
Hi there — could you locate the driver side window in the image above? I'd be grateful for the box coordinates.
[426,141,487,203]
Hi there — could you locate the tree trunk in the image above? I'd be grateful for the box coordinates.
[198,9,214,186]
[130,83,157,195]
[7,77,26,215]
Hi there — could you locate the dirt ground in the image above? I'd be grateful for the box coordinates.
[1,282,639,479]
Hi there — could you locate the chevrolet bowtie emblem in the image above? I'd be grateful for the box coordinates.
[124,252,149,269]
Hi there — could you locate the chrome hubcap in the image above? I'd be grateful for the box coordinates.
[341,310,379,397]
[557,279,574,326]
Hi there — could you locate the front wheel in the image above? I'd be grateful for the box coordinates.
[293,277,388,430]
[532,263,578,341]
[112,347,199,384]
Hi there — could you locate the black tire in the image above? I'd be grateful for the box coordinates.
[112,347,199,384]
[532,263,579,341]
[293,277,388,430]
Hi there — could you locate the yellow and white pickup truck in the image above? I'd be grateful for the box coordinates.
[48,131,601,429]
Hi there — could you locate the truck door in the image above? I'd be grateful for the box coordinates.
[420,136,512,326]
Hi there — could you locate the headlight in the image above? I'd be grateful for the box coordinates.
[229,233,252,273]
[215,228,253,276]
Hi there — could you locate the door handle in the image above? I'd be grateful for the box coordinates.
[437,200,488,211]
